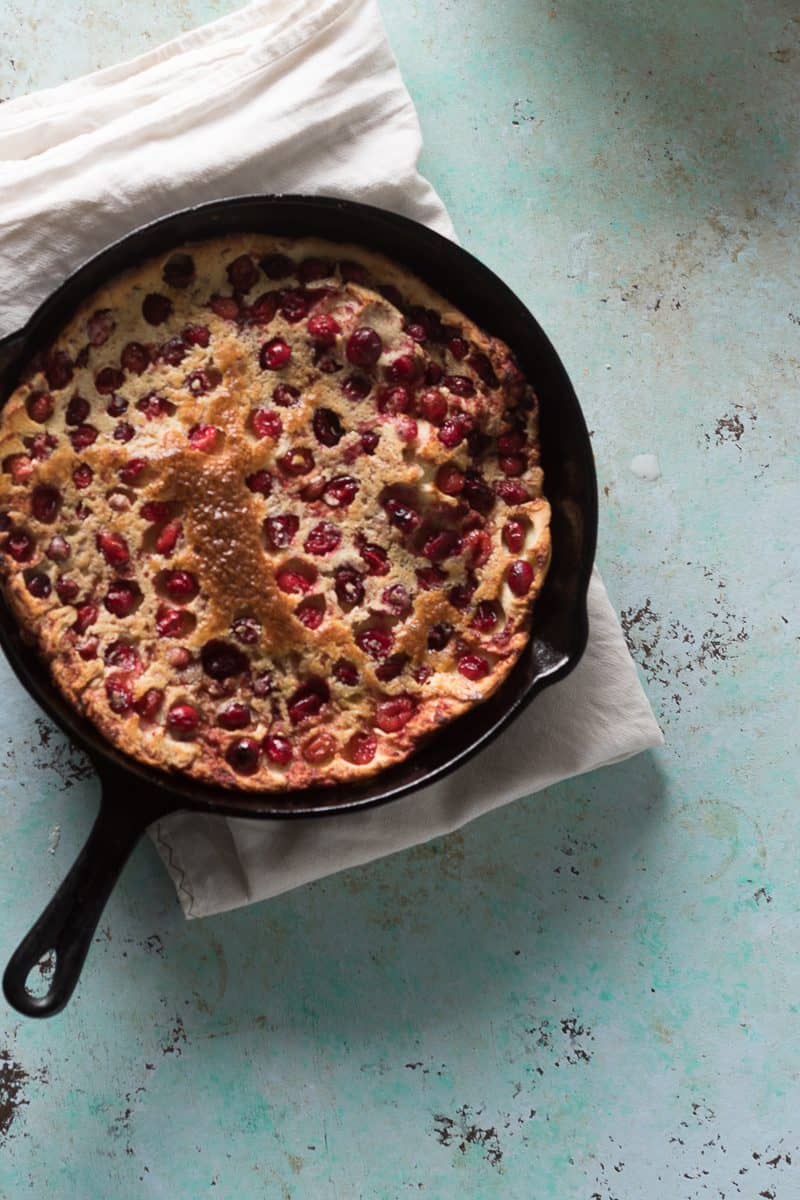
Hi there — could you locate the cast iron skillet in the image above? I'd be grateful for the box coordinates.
[0,195,596,1019]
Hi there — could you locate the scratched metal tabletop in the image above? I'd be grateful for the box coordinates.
[0,2,796,1197]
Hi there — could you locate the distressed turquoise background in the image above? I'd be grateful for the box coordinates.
[0,1,798,1197]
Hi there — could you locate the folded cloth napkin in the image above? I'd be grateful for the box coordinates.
[0,0,662,917]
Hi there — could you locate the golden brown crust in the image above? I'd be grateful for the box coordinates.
[0,236,550,790]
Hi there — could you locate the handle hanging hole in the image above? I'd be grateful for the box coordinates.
[24,950,57,999]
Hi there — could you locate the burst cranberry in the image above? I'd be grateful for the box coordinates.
[105,641,139,671]
[26,391,53,423]
[448,581,475,610]
[142,293,172,325]
[159,337,187,366]
[320,475,357,509]
[334,565,365,607]
[155,605,190,637]
[113,423,134,443]
[395,416,418,444]
[502,519,525,551]
[333,659,359,686]
[413,665,433,684]
[447,336,469,360]
[137,393,172,420]
[375,654,408,682]
[185,368,220,396]
[200,639,248,680]
[141,501,171,523]
[259,337,292,372]
[377,386,409,416]
[423,529,460,562]
[346,327,382,367]
[264,514,299,550]
[302,732,336,765]
[24,432,58,461]
[276,567,315,595]
[55,577,79,604]
[262,733,293,765]
[435,464,465,495]
[463,529,492,567]
[86,309,114,346]
[105,581,140,617]
[458,654,490,681]
[463,473,495,514]
[217,703,251,730]
[5,531,34,562]
[132,688,163,721]
[472,601,499,631]
[427,622,453,651]
[183,322,210,347]
[495,480,529,504]
[374,696,415,732]
[296,597,325,629]
[382,583,412,616]
[227,254,259,292]
[210,294,240,321]
[341,373,371,402]
[96,531,129,567]
[405,322,428,344]
[44,350,73,390]
[105,674,133,715]
[273,383,301,407]
[242,470,270,497]
[106,394,128,417]
[162,253,195,288]
[304,522,341,555]
[312,407,343,446]
[360,430,380,454]
[261,252,294,280]
[359,542,390,575]
[230,617,260,646]
[278,447,314,476]
[95,367,124,394]
[155,520,182,554]
[188,424,221,452]
[65,394,90,425]
[76,637,98,660]
[121,342,150,373]
[163,570,198,600]
[73,603,97,632]
[287,678,329,724]
[167,703,200,734]
[344,731,378,765]
[249,292,278,325]
[251,408,283,440]
[279,289,309,324]
[499,454,525,477]
[69,424,98,451]
[383,497,420,533]
[25,572,51,598]
[30,485,60,524]
[4,454,32,484]
[71,464,93,490]
[307,313,340,345]
[356,627,394,659]
[45,535,70,562]
[416,566,447,590]
[507,560,534,596]
[226,737,261,774]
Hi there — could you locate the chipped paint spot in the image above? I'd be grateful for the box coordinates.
[630,453,661,480]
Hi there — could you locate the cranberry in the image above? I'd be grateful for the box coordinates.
[183,322,210,347]
[296,597,325,629]
[435,464,465,496]
[374,696,415,733]
[188,424,221,452]
[264,514,299,550]
[425,363,443,386]
[24,432,58,461]
[141,501,171,523]
[155,520,182,554]
[136,393,171,421]
[278,447,314,477]
[359,542,390,575]
[76,637,99,660]
[142,293,172,325]
[334,565,365,607]
[55,577,79,604]
[227,254,259,292]
[258,337,292,371]
[113,423,135,442]
[344,731,378,765]
[346,327,382,367]
[210,295,240,321]
[69,424,98,451]
[360,430,380,454]
[497,431,526,454]
[463,473,496,514]
[134,688,164,720]
[45,535,70,562]
[231,616,261,645]
[302,732,336,765]
[105,641,140,671]
[304,522,341,555]
[273,383,300,407]
[427,622,453,651]
[217,702,251,730]
[106,674,133,715]
[162,253,195,288]
[65,394,90,426]
[25,572,51,598]
[339,259,370,283]
[307,313,340,345]
[73,603,98,632]
[413,665,432,684]
[495,480,529,504]
[341,373,371,402]
[287,678,329,724]
[44,350,73,390]
[226,737,261,774]
[121,342,150,373]
[312,407,343,447]
[423,529,460,562]
[166,647,192,670]
[163,570,198,600]
[31,485,60,524]
[418,389,448,425]
[447,336,469,361]
[375,653,408,682]
[246,470,273,496]
[105,581,141,617]
[458,654,490,681]
[448,581,476,610]
[85,309,114,346]
[249,292,279,325]
[383,498,420,533]
[95,367,124,394]
[166,703,200,734]
[298,257,330,283]
[443,374,476,398]
[472,601,499,631]
[333,659,359,686]
[502,519,525,552]
[377,385,410,416]
[262,732,292,765]
[198,639,247,680]
[26,391,53,423]
[159,337,187,366]
[463,529,492,567]
[499,454,525,477]
[405,322,428,344]
[507,560,534,596]
[438,414,471,449]
[388,356,418,386]
[276,567,315,595]
[278,289,309,324]
[5,531,34,562]
[96,531,129,567]
[252,408,283,440]
[72,464,94,489]
[185,368,220,396]
[416,566,447,590]
[261,253,294,280]
[469,351,499,387]
[381,583,412,616]
[356,627,394,659]
[4,454,32,484]
[106,394,128,416]
[322,475,358,508]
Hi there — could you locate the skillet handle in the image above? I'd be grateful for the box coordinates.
[3,783,172,1018]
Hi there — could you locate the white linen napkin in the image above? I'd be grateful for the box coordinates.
[0,0,662,917]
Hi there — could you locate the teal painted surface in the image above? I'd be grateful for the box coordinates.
[0,1,797,1196]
